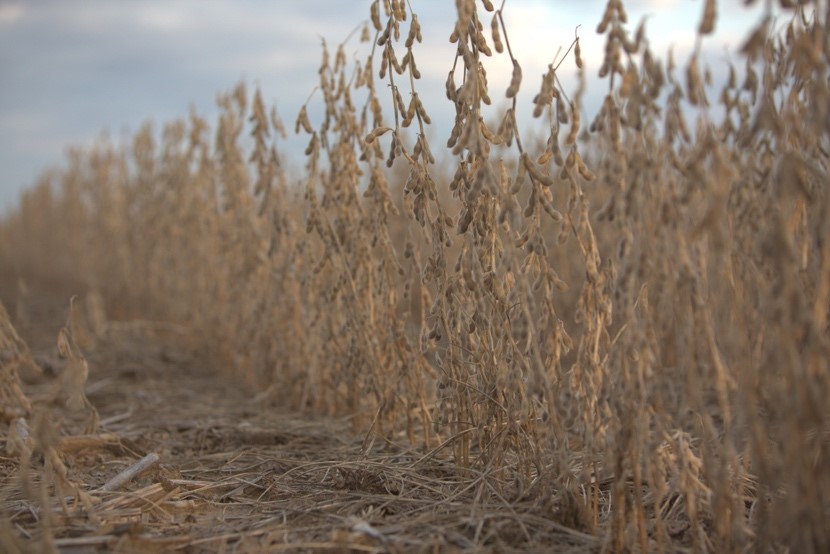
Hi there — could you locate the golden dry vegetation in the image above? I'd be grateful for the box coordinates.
[1,0,829,552]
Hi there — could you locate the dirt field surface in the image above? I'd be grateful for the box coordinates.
[0,272,596,553]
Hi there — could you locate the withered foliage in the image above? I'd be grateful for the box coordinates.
[1,1,828,551]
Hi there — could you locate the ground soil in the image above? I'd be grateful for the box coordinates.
[0,273,596,553]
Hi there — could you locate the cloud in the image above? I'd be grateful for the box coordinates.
[0,112,50,137]
[0,0,366,208]
[640,0,683,9]
[0,0,763,212]
[0,3,23,24]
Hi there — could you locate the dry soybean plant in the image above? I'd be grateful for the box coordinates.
[1,0,828,551]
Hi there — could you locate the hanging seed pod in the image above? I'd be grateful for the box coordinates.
[577,157,596,181]
[523,186,537,218]
[415,96,431,124]
[597,8,611,34]
[403,96,416,127]
[420,135,435,164]
[497,109,515,145]
[479,118,500,144]
[446,71,460,102]
[447,117,462,149]
[540,194,563,221]
[506,59,522,98]
[377,26,390,46]
[620,65,638,97]
[617,0,628,23]
[395,87,407,116]
[365,127,392,144]
[511,153,528,194]
[406,15,422,47]
[475,30,492,56]
[565,147,577,168]
[574,39,583,69]
[565,101,580,145]
[557,94,569,124]
[295,106,313,134]
[304,132,318,156]
[410,55,422,79]
[699,0,717,36]
[686,54,702,106]
[390,48,404,74]
[379,50,389,78]
[386,132,398,167]
[370,0,382,31]
[491,15,504,53]
[525,155,555,186]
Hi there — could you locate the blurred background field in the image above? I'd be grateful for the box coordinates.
[1,1,829,552]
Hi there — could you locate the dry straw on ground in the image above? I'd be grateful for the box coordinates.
[1,0,829,551]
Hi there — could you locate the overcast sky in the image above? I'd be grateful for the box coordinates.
[0,0,764,213]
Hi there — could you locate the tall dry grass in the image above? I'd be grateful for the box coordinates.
[1,0,828,550]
